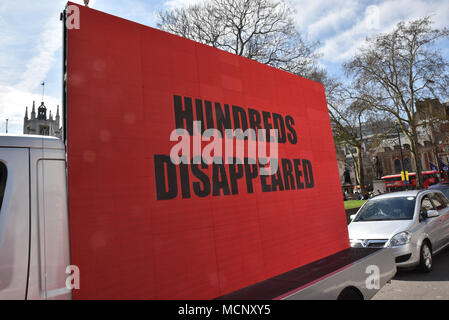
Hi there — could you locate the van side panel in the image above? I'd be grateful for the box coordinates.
[37,159,71,299]
[66,3,349,299]
[0,148,30,299]
[26,148,70,300]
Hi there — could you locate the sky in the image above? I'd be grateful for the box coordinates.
[0,0,448,134]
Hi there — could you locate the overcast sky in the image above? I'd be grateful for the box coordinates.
[1,0,448,134]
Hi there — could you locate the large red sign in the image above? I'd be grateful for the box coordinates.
[66,2,349,299]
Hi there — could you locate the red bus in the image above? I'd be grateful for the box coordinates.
[381,171,439,191]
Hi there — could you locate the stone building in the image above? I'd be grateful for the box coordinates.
[23,101,62,139]
[415,98,449,170]
[335,98,449,192]
[374,99,449,177]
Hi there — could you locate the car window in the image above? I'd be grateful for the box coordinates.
[354,196,415,221]
[432,193,449,209]
[421,196,434,211]
[439,192,449,205]
[439,188,449,201]
[429,193,446,210]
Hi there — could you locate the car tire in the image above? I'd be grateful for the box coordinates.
[337,287,363,300]
[419,241,433,273]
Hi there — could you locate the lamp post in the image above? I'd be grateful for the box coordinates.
[395,122,407,189]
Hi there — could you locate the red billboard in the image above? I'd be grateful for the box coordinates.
[66,2,349,299]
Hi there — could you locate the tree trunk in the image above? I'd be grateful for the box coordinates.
[410,126,424,188]
[357,146,367,195]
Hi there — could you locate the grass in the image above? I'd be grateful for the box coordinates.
[344,200,367,210]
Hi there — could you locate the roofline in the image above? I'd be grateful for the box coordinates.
[373,190,422,199]
[0,134,64,150]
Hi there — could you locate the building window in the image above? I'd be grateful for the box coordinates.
[404,158,412,172]
[424,153,429,170]
[384,159,391,175]
[394,159,402,173]
[39,126,49,136]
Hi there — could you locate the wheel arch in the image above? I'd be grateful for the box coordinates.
[337,286,364,300]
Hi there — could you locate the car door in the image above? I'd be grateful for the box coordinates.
[431,192,449,249]
[427,192,448,251]
[419,194,440,248]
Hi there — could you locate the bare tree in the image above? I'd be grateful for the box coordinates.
[158,0,320,77]
[325,71,396,194]
[325,75,366,194]
[345,16,449,188]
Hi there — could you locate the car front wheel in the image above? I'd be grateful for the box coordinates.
[419,242,433,273]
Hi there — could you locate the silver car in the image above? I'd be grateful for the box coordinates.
[348,190,449,272]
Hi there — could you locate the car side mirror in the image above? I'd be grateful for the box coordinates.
[350,214,356,221]
[426,209,439,218]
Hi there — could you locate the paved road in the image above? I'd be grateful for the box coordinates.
[373,247,449,300]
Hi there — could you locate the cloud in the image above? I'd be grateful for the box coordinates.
[293,0,359,36]
[0,1,65,134]
[306,5,358,39]
[0,85,60,135]
[295,0,449,63]
[163,0,205,10]
[15,17,61,92]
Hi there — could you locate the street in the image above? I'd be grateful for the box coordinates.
[373,247,449,300]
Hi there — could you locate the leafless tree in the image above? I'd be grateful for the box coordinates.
[325,77,362,193]
[344,16,449,188]
[324,71,395,194]
[158,0,320,77]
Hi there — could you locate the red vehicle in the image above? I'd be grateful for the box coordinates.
[382,171,439,191]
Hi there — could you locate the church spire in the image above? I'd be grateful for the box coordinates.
[25,106,28,120]
[56,105,60,126]
[31,101,36,120]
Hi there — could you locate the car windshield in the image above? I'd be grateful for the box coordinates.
[354,196,416,221]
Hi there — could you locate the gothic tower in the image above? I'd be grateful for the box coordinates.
[23,101,62,139]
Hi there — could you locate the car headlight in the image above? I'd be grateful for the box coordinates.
[388,232,411,247]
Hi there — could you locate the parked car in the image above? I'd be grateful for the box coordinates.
[348,190,449,272]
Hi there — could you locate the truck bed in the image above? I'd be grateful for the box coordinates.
[216,248,391,300]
